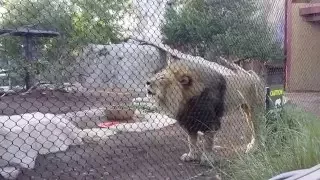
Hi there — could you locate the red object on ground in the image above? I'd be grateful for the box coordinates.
[98,121,120,128]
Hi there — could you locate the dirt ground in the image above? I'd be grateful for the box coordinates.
[0,90,252,180]
[14,125,220,180]
[2,91,319,180]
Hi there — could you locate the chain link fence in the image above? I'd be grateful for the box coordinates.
[1,0,319,180]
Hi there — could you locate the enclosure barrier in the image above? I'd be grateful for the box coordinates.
[1,0,319,180]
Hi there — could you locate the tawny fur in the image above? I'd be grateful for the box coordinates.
[146,59,265,163]
[146,60,226,163]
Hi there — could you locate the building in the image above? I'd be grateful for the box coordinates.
[285,0,320,92]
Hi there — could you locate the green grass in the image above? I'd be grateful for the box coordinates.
[226,104,320,180]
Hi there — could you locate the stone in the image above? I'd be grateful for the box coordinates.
[65,108,106,129]
[104,107,135,121]
[0,112,83,179]
[72,42,167,93]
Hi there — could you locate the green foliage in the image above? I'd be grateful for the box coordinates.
[0,0,130,86]
[226,105,320,180]
[161,0,284,61]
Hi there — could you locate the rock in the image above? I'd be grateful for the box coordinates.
[0,112,83,179]
[131,97,158,122]
[104,107,135,121]
[72,42,167,93]
[65,108,106,129]
[80,128,117,142]
[132,109,145,122]
[132,96,157,111]
[107,112,176,132]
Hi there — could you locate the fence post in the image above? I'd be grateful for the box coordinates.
[266,87,271,112]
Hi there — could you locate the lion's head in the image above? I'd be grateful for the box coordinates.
[146,61,205,117]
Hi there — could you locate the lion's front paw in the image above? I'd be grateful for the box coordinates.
[180,152,199,162]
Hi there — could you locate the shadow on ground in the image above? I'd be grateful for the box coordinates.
[15,125,216,180]
[0,90,251,180]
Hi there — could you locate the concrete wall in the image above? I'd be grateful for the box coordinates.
[287,3,320,91]
[72,41,167,93]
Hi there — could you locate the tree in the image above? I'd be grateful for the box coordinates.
[0,0,130,87]
[161,0,284,62]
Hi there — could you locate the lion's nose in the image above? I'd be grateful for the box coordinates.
[146,81,151,85]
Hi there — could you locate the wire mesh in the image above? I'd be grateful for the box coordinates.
[0,0,318,180]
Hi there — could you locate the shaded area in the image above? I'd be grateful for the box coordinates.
[16,125,212,180]
[10,112,250,180]
[0,90,251,180]
[0,89,141,115]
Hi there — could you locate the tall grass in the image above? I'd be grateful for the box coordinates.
[227,104,320,180]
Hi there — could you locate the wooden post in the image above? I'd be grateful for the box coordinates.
[266,87,271,111]
[23,35,36,90]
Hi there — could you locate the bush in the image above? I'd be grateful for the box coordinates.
[226,105,320,180]
[161,0,284,61]
[0,0,130,86]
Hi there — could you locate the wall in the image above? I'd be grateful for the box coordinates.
[72,41,167,93]
[287,3,320,91]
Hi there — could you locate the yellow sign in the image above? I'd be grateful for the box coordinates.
[270,89,284,97]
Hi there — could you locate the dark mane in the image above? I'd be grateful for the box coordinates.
[176,71,227,134]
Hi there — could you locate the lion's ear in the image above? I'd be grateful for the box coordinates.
[179,75,192,86]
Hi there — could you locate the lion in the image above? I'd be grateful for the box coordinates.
[146,59,265,164]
